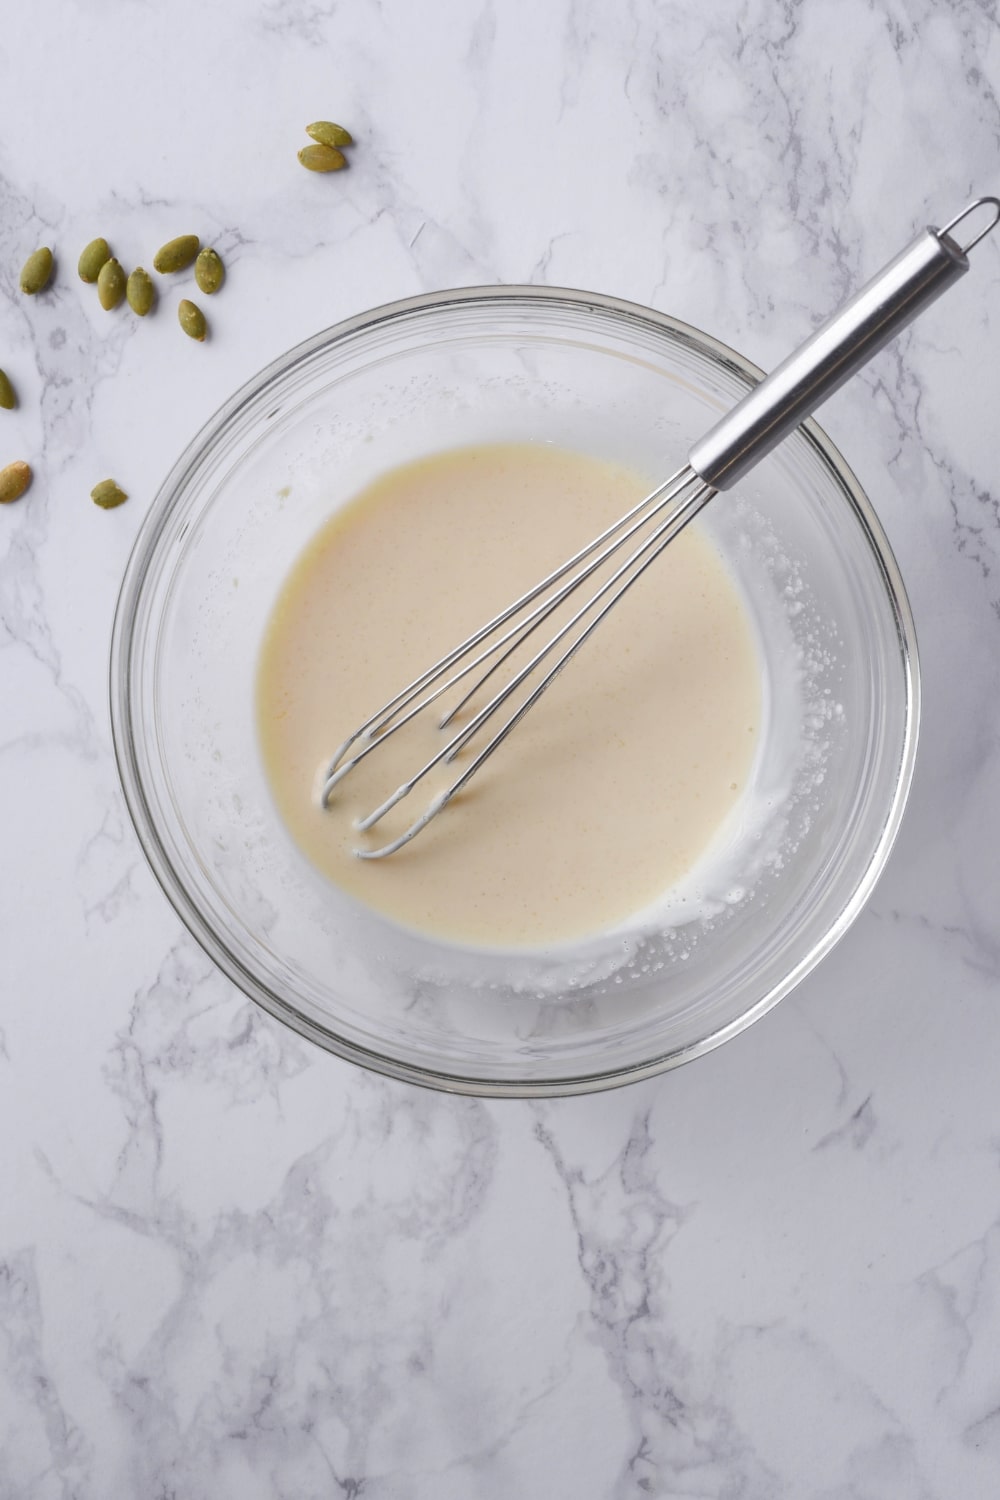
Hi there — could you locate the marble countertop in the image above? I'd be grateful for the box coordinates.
[3,1,1000,1495]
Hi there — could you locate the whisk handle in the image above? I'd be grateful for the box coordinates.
[688,197,1000,491]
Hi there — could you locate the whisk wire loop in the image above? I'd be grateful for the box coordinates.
[319,463,693,799]
[353,469,715,858]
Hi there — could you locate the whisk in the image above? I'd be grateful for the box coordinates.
[321,197,1000,858]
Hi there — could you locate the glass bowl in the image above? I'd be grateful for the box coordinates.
[110,287,918,1096]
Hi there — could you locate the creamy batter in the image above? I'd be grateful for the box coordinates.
[257,443,761,947]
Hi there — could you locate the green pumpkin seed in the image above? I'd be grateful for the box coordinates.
[306,120,353,148]
[0,370,16,411]
[20,247,53,295]
[194,247,224,295]
[126,267,155,316]
[97,257,126,310]
[91,478,129,510]
[0,460,32,503]
[78,238,111,283]
[297,144,347,172]
[178,299,207,341]
[153,235,201,274]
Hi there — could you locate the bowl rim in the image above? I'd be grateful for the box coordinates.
[109,283,920,1098]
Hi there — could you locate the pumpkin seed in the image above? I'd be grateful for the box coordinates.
[298,144,347,172]
[91,478,129,510]
[306,120,353,148]
[126,267,155,316]
[178,299,207,341]
[0,370,16,411]
[98,257,126,310]
[78,238,111,283]
[194,247,224,295]
[153,235,201,274]
[20,247,53,295]
[0,460,32,503]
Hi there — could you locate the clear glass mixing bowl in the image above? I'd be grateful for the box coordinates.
[110,287,918,1096]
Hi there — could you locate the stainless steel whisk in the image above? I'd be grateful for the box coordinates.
[321,197,1000,858]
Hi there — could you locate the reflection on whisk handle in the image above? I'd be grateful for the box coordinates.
[689,197,1000,491]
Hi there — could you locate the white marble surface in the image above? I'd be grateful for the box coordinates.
[2,1,1000,1494]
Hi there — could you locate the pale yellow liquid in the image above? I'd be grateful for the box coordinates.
[257,443,761,947]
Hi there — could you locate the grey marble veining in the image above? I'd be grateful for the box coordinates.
[2,0,1000,1495]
